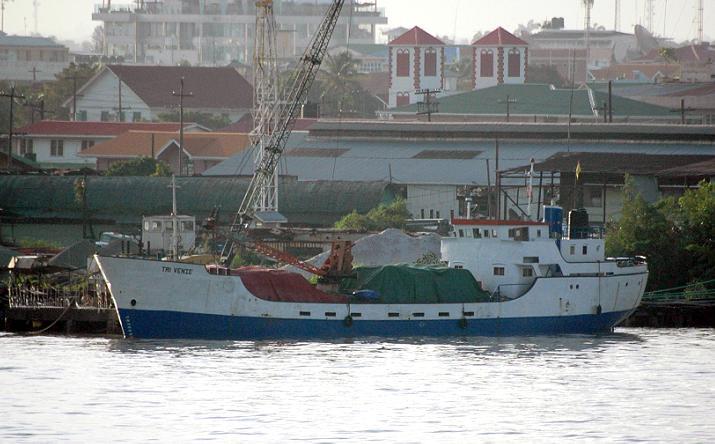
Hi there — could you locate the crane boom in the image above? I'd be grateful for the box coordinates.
[221,0,345,265]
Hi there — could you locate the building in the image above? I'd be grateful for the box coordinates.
[12,121,199,170]
[387,27,445,107]
[528,48,588,84]
[472,27,528,90]
[528,28,638,69]
[79,131,250,175]
[635,42,715,82]
[590,63,681,83]
[328,44,388,73]
[0,33,70,83]
[389,84,673,123]
[65,65,253,123]
[92,0,387,66]
[205,120,715,221]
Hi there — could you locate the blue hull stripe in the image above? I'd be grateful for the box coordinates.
[117,309,635,340]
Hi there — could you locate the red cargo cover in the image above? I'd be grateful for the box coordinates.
[233,268,349,303]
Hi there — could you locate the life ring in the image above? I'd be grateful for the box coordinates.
[343,315,353,327]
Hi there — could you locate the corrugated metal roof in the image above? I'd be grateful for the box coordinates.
[16,120,187,137]
[0,34,64,48]
[204,131,715,186]
[518,152,715,175]
[0,176,395,226]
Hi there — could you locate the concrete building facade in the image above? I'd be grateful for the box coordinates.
[387,27,445,108]
[472,28,528,90]
[0,34,69,83]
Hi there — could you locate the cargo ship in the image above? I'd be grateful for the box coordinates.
[95,206,648,339]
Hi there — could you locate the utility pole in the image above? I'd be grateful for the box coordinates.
[64,73,85,121]
[117,78,123,122]
[0,0,13,33]
[28,66,41,84]
[1,86,25,170]
[608,80,613,123]
[416,88,440,122]
[498,95,517,122]
[23,97,46,123]
[670,99,696,124]
[171,77,192,176]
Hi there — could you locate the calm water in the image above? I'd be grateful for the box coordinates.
[1,329,714,443]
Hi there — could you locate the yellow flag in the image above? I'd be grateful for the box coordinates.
[575,161,582,180]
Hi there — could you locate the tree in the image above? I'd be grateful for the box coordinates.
[677,181,715,283]
[157,110,230,130]
[526,65,568,87]
[319,52,363,116]
[335,199,411,231]
[91,26,105,54]
[105,157,172,176]
[450,57,473,91]
[39,63,101,121]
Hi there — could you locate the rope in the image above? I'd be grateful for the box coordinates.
[23,298,77,336]
[644,278,715,294]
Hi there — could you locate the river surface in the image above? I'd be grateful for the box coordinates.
[1,329,714,443]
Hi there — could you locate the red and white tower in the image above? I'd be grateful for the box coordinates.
[387,26,445,108]
[472,27,528,90]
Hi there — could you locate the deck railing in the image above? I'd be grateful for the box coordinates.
[8,282,114,309]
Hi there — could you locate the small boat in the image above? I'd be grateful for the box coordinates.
[95,206,648,339]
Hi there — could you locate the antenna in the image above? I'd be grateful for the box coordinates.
[614,0,621,31]
[583,0,594,64]
[697,0,704,44]
[33,0,38,34]
[645,0,655,34]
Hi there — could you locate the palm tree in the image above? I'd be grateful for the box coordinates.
[319,51,363,116]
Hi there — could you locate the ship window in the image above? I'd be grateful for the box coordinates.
[352,313,362,317]
[299,311,311,316]
[537,229,542,237]
[463,311,475,317]
[388,312,399,318]
[582,245,588,255]
[454,264,464,269]
[570,245,575,255]
[522,267,533,277]
[436,211,440,218]
[325,312,336,317]
[484,229,490,238]
[438,312,450,317]
[458,229,464,238]
[412,312,425,317]
[494,266,505,276]
[420,209,425,218]
[492,230,497,238]
[523,256,539,263]
[430,209,434,218]
[472,228,481,238]
[181,220,194,231]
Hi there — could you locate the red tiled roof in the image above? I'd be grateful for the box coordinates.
[79,131,250,159]
[220,115,317,133]
[15,120,186,137]
[388,26,444,46]
[107,65,253,109]
[473,27,528,46]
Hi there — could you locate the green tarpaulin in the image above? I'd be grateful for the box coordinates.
[341,264,491,304]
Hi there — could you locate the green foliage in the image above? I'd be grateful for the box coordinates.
[415,252,442,266]
[157,110,230,130]
[606,177,715,290]
[335,198,411,231]
[317,52,381,117]
[449,58,474,91]
[17,238,62,249]
[658,47,678,63]
[104,157,172,176]
[230,248,267,268]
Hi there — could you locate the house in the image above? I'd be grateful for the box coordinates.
[389,83,673,123]
[472,27,528,90]
[328,44,388,73]
[65,65,253,123]
[387,27,445,107]
[528,28,638,69]
[0,33,69,83]
[528,48,588,84]
[12,120,200,170]
[590,63,681,83]
[78,131,251,175]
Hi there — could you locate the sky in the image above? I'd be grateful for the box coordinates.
[1,0,711,45]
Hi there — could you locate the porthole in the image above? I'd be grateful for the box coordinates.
[130,299,137,306]
[576,284,580,289]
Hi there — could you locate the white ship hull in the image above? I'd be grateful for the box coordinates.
[95,255,647,339]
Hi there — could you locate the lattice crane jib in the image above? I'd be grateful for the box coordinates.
[220,0,345,265]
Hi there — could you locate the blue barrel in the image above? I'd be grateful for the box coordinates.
[543,205,563,238]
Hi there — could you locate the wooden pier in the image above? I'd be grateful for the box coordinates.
[4,305,121,335]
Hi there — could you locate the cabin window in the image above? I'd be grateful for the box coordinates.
[492,230,497,238]
[147,220,162,231]
[181,220,194,232]
[494,266,505,276]
[396,49,410,77]
[458,229,464,238]
[420,209,425,219]
[522,267,533,277]
[299,311,311,316]
[582,245,588,255]
[439,312,450,317]
[430,209,434,219]
[569,245,575,255]
[523,256,539,263]
[424,47,437,76]
[412,312,425,318]
[484,229,490,238]
[436,211,440,218]
[454,264,464,269]
[472,228,481,238]
[537,229,542,237]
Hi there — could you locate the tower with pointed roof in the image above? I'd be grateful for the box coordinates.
[388,26,445,108]
[472,27,528,90]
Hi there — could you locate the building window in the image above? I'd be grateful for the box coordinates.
[50,140,64,157]
[424,47,437,76]
[588,188,602,207]
[582,245,588,255]
[522,267,533,277]
[100,111,110,122]
[396,92,410,107]
[494,266,505,276]
[81,140,95,151]
[480,49,494,77]
[396,49,410,77]
[132,112,142,122]
[20,139,34,155]
[508,48,521,77]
